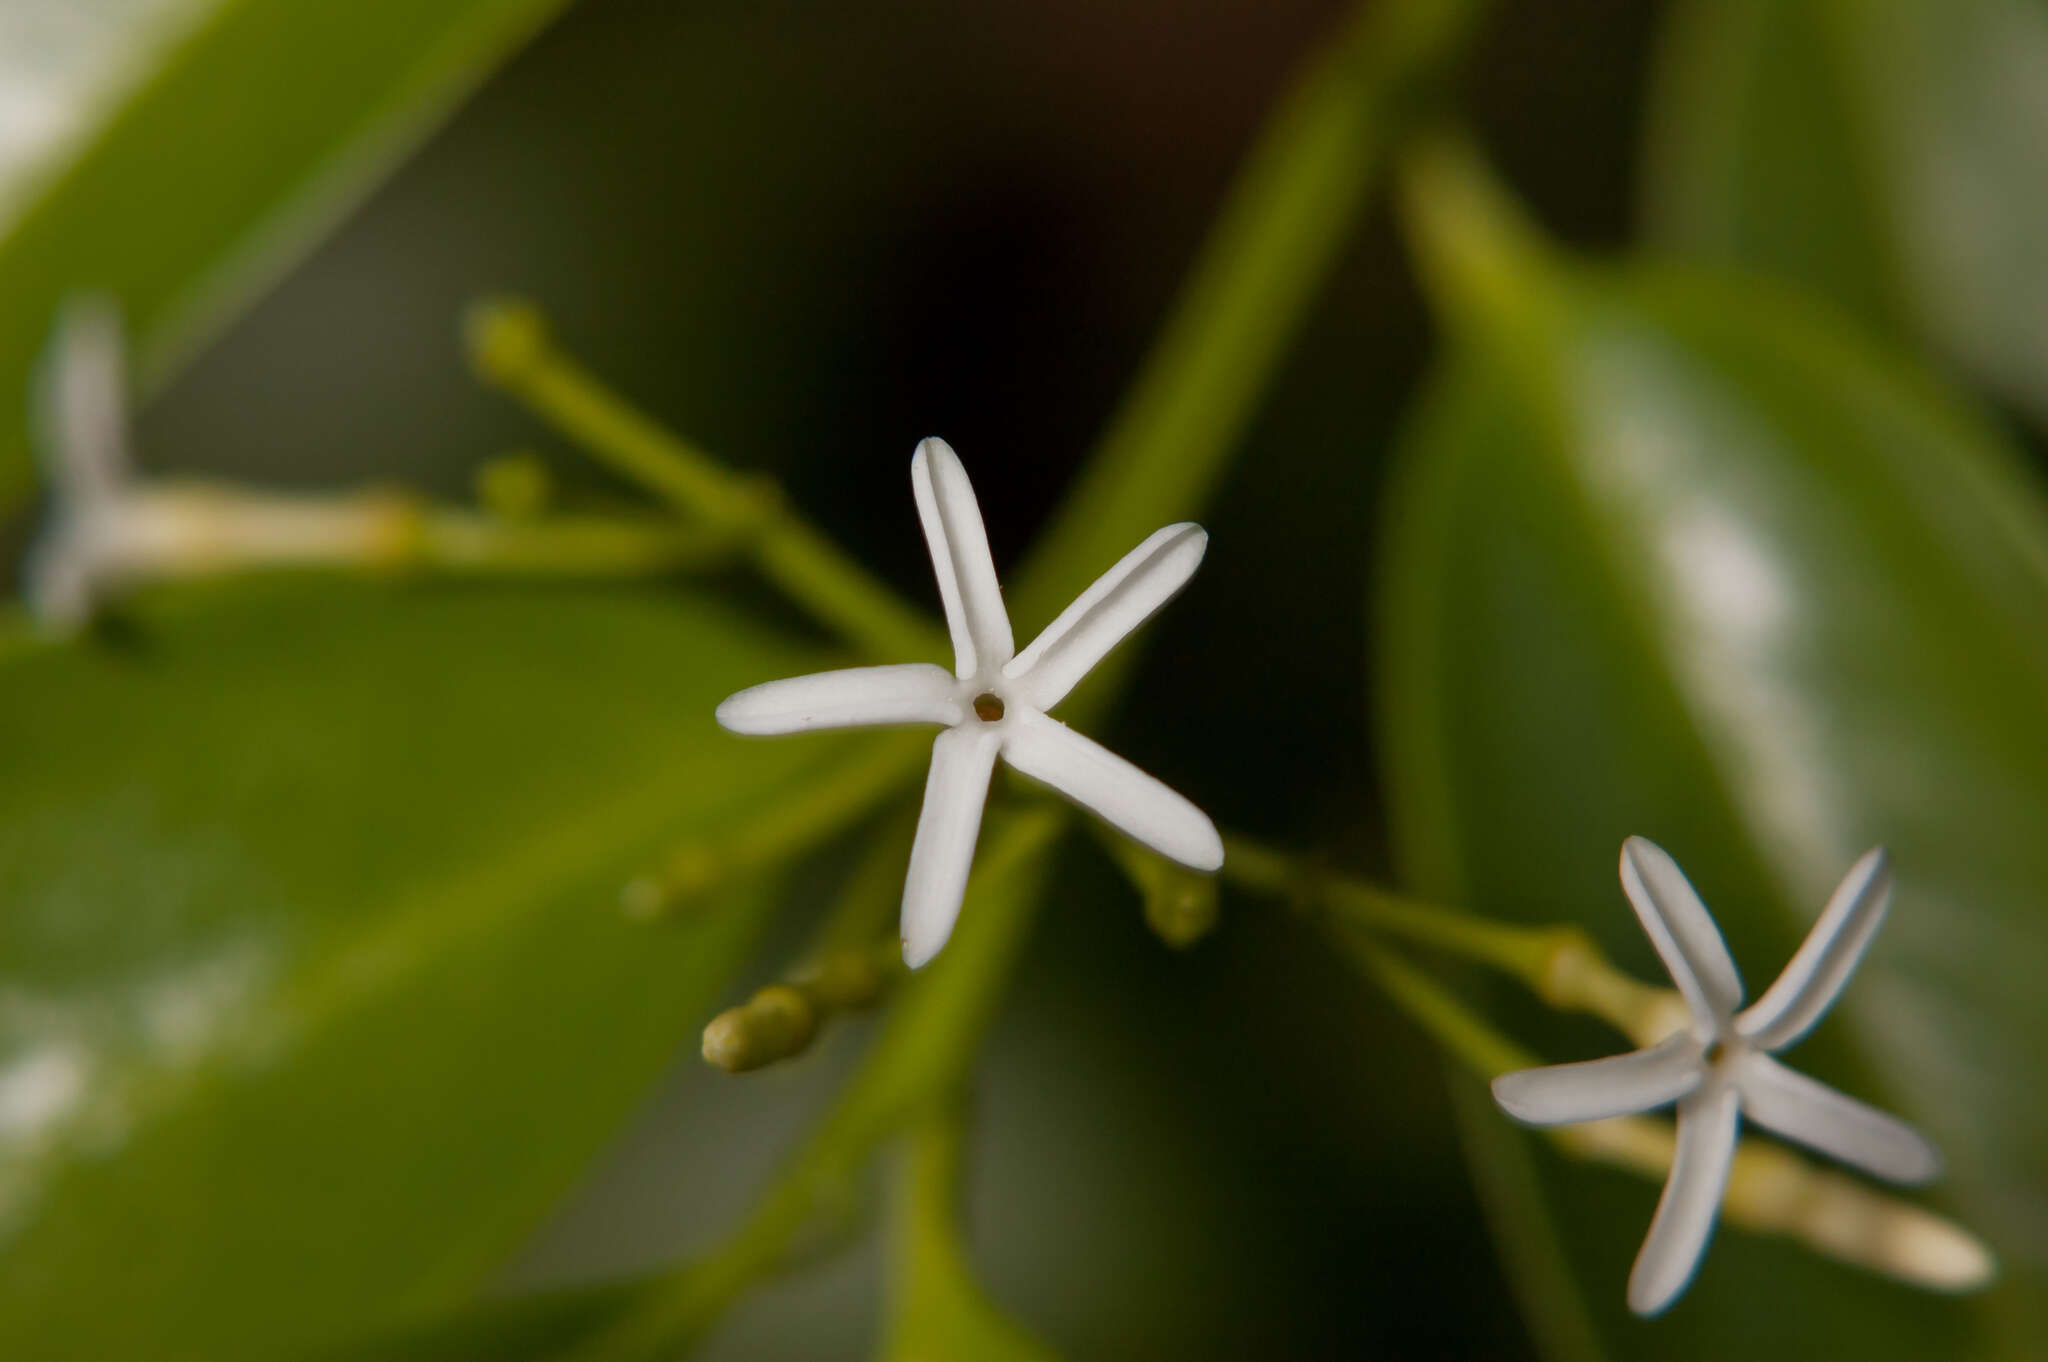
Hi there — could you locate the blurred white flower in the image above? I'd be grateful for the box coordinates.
[23,294,148,627]
[718,437,1223,968]
[23,297,422,630]
[1493,837,1941,1316]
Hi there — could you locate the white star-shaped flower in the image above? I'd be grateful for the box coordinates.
[1492,837,1942,1316]
[716,438,1224,968]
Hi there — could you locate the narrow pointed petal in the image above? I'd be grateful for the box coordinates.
[1492,1034,1704,1126]
[900,726,1002,968]
[1738,847,1891,1051]
[1628,1080,1740,1316]
[911,438,1013,678]
[1005,523,1207,710]
[716,664,962,734]
[1620,838,1745,1029]
[40,295,133,504]
[1000,716,1222,871]
[1737,1052,1940,1185]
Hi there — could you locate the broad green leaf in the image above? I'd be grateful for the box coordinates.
[0,2,201,221]
[1641,0,2048,428]
[318,806,1067,1362]
[0,0,573,506]
[0,579,847,1361]
[1378,260,2048,1356]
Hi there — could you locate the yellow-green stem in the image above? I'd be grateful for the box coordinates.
[572,806,1068,1362]
[880,1099,1067,1362]
[1338,929,1535,1075]
[1393,131,1591,483]
[1396,130,1571,344]
[1223,834,1683,1044]
[701,818,916,1075]
[467,301,943,663]
[414,507,726,575]
[1224,834,1548,972]
[1337,933,1995,1294]
[1012,0,1492,703]
[624,732,931,920]
[562,0,1505,1346]
[20,485,722,634]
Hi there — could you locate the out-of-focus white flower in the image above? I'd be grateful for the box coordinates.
[23,295,150,627]
[22,298,422,630]
[717,437,1222,968]
[1493,837,1941,1316]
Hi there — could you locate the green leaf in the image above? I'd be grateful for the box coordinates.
[1641,0,2048,428]
[311,1282,651,1362]
[1011,0,1490,681]
[0,0,572,506]
[0,580,840,1360]
[1378,256,2048,1354]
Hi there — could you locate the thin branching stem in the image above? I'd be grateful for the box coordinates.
[879,1098,1069,1362]
[700,806,921,1073]
[551,1,1509,1351]
[466,301,945,663]
[1221,833,1685,1044]
[569,807,1068,1362]
[622,732,932,920]
[1329,932,1993,1293]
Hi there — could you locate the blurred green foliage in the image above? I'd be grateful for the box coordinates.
[3,0,2048,1358]
[0,582,835,1358]
[0,0,570,505]
[1380,145,2048,1358]
[1642,0,2048,429]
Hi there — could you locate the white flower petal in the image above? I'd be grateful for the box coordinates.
[1737,1051,1940,1185]
[1737,847,1891,1051]
[1000,716,1222,871]
[900,725,1002,968]
[39,295,133,505]
[1620,838,1745,1030]
[1628,1079,1740,1316]
[1005,523,1207,711]
[911,438,1012,679]
[716,663,962,735]
[1492,1034,1704,1126]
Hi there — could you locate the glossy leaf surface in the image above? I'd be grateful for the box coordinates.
[1378,262,2048,1358]
[1641,0,2048,428]
[0,0,571,504]
[0,580,840,1360]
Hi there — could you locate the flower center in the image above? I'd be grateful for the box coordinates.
[972,691,1005,723]
[1703,1039,1731,1069]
